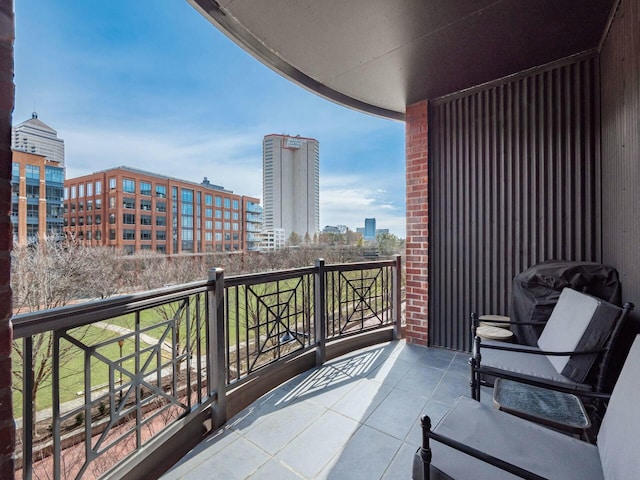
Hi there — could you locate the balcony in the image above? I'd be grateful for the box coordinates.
[13,257,404,479]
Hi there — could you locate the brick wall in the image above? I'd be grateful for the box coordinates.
[405,101,429,345]
[0,1,14,477]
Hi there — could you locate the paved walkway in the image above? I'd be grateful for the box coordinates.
[161,340,491,479]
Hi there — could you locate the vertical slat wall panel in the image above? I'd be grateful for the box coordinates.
[429,55,600,351]
[600,0,640,365]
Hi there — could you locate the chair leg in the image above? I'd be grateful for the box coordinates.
[419,415,432,480]
[470,335,482,400]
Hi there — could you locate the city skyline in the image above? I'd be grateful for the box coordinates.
[13,1,406,237]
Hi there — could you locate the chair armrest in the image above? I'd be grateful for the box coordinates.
[478,338,606,356]
[418,415,546,480]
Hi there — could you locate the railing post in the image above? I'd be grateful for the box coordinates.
[208,268,226,429]
[393,254,402,339]
[314,258,326,366]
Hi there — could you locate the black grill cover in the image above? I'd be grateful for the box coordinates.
[511,260,622,345]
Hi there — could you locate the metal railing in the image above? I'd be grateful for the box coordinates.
[12,256,401,479]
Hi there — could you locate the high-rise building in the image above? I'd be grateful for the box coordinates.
[11,151,65,245]
[12,113,65,166]
[262,134,319,242]
[64,166,261,255]
[364,218,376,240]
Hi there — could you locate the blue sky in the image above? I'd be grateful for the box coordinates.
[13,0,406,236]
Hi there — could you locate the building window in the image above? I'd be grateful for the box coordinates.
[95,214,102,225]
[140,230,152,240]
[86,200,93,211]
[26,164,40,180]
[109,213,116,224]
[95,230,102,240]
[233,199,239,210]
[181,217,193,228]
[109,178,116,190]
[123,229,135,240]
[109,197,116,209]
[140,199,152,211]
[233,223,239,230]
[123,245,135,254]
[78,201,84,212]
[205,208,213,218]
[156,201,166,213]
[64,187,68,200]
[78,216,84,226]
[156,216,166,227]
[123,213,135,224]
[123,197,135,209]
[26,204,38,218]
[12,162,19,178]
[123,178,135,193]
[140,182,151,196]
[70,203,76,213]
[70,217,76,227]
[86,231,92,241]
[86,215,93,226]
[215,196,222,207]
[224,198,230,208]
[26,184,40,199]
[232,212,239,220]
[215,210,222,218]
[140,215,152,226]
[205,194,213,206]
[109,229,116,240]
[224,222,230,231]
[181,203,194,215]
[224,211,230,219]
[205,220,213,229]
[215,221,222,230]
[78,184,84,197]
[215,232,222,241]
[156,245,166,254]
[86,183,93,196]
[156,185,167,198]
[70,185,76,199]
[95,198,102,210]
[181,188,194,203]
[95,181,102,195]
[156,230,166,241]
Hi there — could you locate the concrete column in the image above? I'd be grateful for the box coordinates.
[404,101,429,345]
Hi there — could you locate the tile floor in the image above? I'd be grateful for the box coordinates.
[161,340,490,479]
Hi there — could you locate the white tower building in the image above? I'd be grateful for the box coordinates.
[262,134,319,242]
[12,113,65,166]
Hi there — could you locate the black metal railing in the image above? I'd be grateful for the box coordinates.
[12,256,402,479]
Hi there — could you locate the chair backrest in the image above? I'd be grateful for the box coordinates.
[537,288,621,382]
[597,334,640,479]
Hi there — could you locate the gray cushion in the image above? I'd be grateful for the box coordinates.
[430,396,603,480]
[597,335,640,480]
[537,288,620,382]
[480,339,590,390]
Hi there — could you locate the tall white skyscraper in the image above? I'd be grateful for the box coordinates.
[12,112,65,166]
[263,134,319,241]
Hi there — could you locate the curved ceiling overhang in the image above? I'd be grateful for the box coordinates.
[187,0,616,121]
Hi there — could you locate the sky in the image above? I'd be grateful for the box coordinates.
[13,0,406,237]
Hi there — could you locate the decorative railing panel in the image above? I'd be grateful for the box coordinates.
[12,257,401,479]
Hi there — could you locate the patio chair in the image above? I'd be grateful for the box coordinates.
[413,334,640,480]
[470,288,633,401]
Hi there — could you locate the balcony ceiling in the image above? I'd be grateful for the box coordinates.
[188,0,616,120]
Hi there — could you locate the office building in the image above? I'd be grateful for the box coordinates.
[262,134,319,241]
[11,150,65,245]
[12,113,65,166]
[64,166,261,255]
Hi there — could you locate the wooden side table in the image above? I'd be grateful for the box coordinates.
[492,378,591,435]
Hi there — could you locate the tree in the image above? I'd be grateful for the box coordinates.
[376,232,405,256]
[11,238,124,436]
[287,232,301,246]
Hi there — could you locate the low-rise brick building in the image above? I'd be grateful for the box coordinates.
[64,166,261,255]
